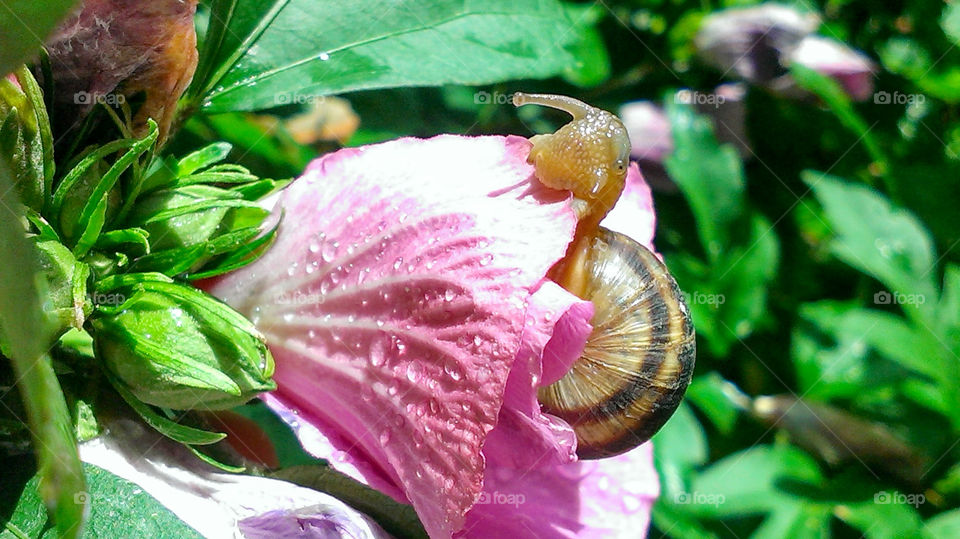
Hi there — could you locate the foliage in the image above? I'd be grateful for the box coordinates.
[2,0,960,537]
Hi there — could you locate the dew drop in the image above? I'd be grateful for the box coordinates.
[379,430,391,444]
[622,494,642,512]
[444,361,463,381]
[321,242,336,262]
[406,363,421,382]
[370,337,386,367]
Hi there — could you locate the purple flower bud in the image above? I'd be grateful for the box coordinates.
[695,4,874,101]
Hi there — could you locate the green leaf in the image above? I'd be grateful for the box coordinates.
[270,465,428,539]
[687,372,740,435]
[72,120,159,257]
[877,37,960,103]
[0,0,76,76]
[691,445,822,518]
[926,508,960,539]
[652,402,707,503]
[200,0,583,113]
[50,138,139,220]
[664,101,745,261]
[670,213,779,357]
[937,264,960,339]
[176,142,234,176]
[794,302,939,393]
[752,503,830,539]
[942,3,960,46]
[95,228,151,256]
[190,0,291,103]
[804,172,938,311]
[835,495,925,539]
[559,3,610,87]
[0,160,86,538]
[104,369,226,446]
[1,460,203,539]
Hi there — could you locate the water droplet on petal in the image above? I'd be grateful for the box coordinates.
[406,363,421,382]
[622,494,643,512]
[444,361,463,381]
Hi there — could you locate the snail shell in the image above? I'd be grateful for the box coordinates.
[514,92,696,459]
[537,227,696,459]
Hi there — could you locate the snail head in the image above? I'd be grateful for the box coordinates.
[513,92,630,225]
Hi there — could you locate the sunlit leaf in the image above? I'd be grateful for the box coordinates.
[199,0,583,112]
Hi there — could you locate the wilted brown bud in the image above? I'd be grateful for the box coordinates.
[45,0,199,144]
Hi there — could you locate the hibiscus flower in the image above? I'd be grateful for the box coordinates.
[197,133,662,537]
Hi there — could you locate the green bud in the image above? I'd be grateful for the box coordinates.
[0,66,54,213]
[57,158,122,245]
[34,239,91,335]
[90,274,275,410]
[126,183,269,275]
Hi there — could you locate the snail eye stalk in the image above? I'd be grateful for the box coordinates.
[515,93,696,459]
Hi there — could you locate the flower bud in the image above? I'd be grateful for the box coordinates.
[35,239,90,335]
[125,183,270,276]
[91,275,275,410]
[45,0,199,144]
[695,4,874,101]
[0,66,54,212]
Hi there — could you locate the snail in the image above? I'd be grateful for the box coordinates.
[513,92,696,459]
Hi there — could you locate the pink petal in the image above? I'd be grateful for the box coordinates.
[482,281,593,469]
[205,135,578,538]
[459,443,659,538]
[598,163,657,251]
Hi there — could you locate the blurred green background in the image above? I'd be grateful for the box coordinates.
[166,0,960,537]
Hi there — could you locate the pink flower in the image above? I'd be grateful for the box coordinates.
[204,134,659,538]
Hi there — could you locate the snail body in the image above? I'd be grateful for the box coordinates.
[513,93,696,459]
